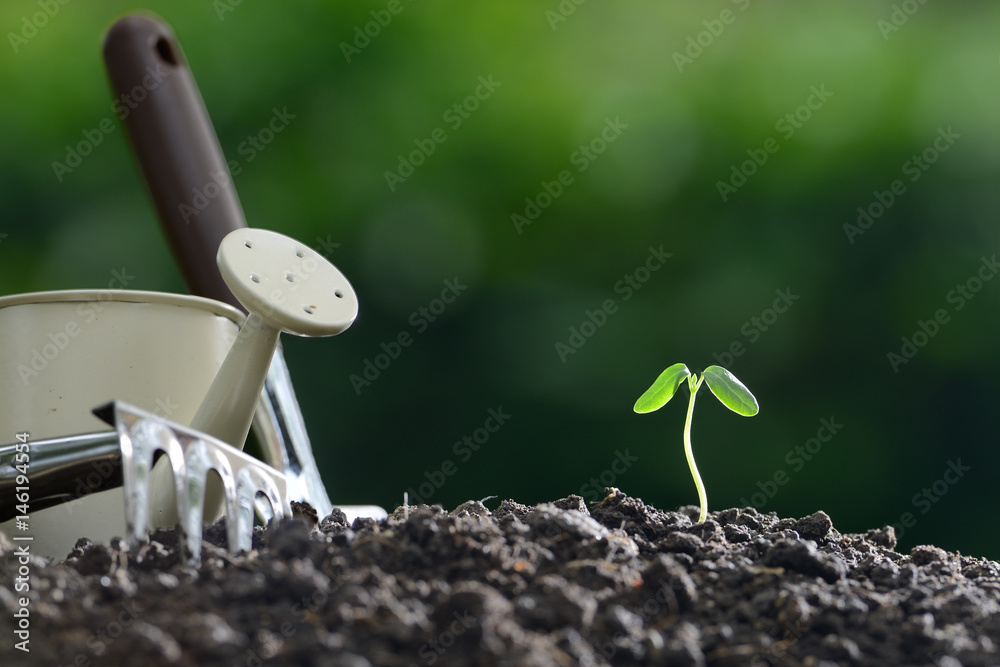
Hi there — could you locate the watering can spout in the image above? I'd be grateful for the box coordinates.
[149,228,358,525]
[192,227,358,449]
[189,312,279,452]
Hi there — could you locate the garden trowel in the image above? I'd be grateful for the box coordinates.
[103,13,380,520]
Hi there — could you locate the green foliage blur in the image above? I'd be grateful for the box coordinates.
[1,1,997,558]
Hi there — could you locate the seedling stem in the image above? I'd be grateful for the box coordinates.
[683,374,707,521]
[634,364,758,523]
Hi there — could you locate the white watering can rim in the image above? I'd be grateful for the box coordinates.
[1,229,359,531]
[2,229,358,453]
[0,288,244,322]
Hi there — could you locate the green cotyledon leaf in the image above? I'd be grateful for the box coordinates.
[633,363,691,414]
[702,365,759,416]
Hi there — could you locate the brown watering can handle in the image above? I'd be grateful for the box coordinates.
[103,13,245,312]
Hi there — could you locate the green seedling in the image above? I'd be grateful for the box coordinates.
[633,364,758,523]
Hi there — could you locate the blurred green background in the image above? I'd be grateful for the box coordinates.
[1,1,997,558]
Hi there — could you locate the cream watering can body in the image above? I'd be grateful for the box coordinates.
[0,228,359,557]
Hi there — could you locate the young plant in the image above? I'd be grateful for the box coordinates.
[633,364,758,523]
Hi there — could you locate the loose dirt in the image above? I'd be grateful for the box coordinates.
[2,488,998,666]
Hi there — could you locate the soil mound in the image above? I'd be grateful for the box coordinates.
[2,488,998,666]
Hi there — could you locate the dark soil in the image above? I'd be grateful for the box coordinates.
[2,488,999,666]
